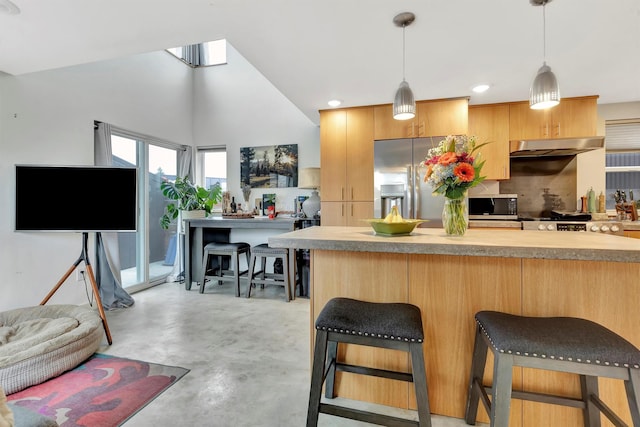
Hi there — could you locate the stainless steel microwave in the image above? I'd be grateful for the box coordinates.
[468,194,518,220]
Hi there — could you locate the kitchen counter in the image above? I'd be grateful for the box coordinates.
[269,226,640,263]
[269,226,640,426]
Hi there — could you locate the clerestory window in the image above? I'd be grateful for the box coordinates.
[166,39,227,67]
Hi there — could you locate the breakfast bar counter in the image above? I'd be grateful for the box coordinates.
[269,227,640,426]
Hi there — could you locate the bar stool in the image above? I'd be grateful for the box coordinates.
[307,297,432,427]
[246,243,291,302]
[465,311,640,427]
[200,242,251,297]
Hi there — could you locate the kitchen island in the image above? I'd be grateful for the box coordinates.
[269,226,640,427]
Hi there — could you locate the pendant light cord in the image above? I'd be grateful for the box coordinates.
[402,23,407,81]
[542,2,547,64]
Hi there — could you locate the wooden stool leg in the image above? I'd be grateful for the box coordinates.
[217,255,224,284]
[465,324,489,424]
[307,330,329,427]
[580,375,601,427]
[200,251,210,294]
[410,342,432,427]
[625,368,640,427]
[282,253,291,302]
[246,254,257,298]
[324,340,338,399]
[491,353,514,427]
[232,250,240,297]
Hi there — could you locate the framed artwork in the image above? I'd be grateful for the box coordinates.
[240,144,298,188]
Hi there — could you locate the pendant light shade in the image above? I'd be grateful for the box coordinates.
[529,0,560,109]
[392,12,416,121]
[530,63,560,109]
[394,80,415,120]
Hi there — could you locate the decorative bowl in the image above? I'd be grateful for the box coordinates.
[362,219,428,236]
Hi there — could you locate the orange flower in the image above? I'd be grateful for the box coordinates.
[454,163,475,182]
[438,152,458,166]
[424,164,433,182]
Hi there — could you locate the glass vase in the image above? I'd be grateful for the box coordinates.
[442,194,468,236]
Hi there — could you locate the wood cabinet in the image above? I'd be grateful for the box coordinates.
[624,230,640,239]
[509,96,598,140]
[320,107,374,225]
[373,98,468,140]
[468,104,510,180]
[321,201,374,226]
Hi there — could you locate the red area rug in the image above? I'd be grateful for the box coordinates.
[7,353,189,427]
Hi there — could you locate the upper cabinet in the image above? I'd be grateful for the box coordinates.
[320,107,374,225]
[509,96,598,140]
[468,104,510,180]
[374,98,468,140]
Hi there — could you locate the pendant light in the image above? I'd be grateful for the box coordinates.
[529,0,560,110]
[393,12,416,120]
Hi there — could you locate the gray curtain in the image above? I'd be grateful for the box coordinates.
[171,147,193,279]
[94,121,135,310]
[183,44,207,67]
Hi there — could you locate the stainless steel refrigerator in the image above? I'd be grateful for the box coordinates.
[374,138,446,221]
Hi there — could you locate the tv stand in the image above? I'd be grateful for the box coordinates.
[40,232,113,345]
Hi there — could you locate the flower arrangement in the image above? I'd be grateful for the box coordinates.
[420,135,489,235]
[420,135,488,199]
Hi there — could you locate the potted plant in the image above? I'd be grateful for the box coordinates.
[160,176,222,229]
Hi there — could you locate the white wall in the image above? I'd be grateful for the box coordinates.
[192,43,320,212]
[0,45,321,312]
[0,52,193,311]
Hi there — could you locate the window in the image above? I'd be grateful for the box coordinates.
[166,39,227,67]
[197,146,227,211]
[111,130,186,290]
[605,120,640,209]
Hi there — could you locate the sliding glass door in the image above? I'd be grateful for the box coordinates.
[111,134,180,290]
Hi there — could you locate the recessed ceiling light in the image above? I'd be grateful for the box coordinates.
[472,84,491,93]
[327,99,342,108]
[0,0,20,15]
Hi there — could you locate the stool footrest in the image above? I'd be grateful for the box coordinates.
[319,403,419,427]
[336,362,414,383]
[482,384,586,409]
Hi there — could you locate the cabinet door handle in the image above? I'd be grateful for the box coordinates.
[418,121,425,136]
[351,204,354,217]
[341,187,344,201]
[351,187,354,200]
[341,204,344,217]
[555,123,561,136]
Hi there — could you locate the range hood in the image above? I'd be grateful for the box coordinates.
[509,136,605,157]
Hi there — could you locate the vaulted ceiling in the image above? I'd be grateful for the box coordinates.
[1,0,639,124]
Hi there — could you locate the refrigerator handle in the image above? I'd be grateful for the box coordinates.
[414,166,421,219]
[406,166,413,219]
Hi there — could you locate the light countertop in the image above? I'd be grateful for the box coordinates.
[269,226,640,263]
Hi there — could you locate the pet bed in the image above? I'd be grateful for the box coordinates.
[0,305,102,394]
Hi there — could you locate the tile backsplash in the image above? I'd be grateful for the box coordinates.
[500,156,577,218]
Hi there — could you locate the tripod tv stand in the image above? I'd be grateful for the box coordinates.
[40,232,113,345]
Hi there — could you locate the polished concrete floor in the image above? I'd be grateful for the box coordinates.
[100,280,485,426]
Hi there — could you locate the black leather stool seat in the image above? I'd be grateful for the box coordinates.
[307,297,432,427]
[315,297,424,343]
[476,311,640,369]
[251,243,288,255]
[465,310,640,427]
[200,242,250,297]
[204,242,250,252]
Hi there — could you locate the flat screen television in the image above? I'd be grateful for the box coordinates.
[15,165,138,232]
